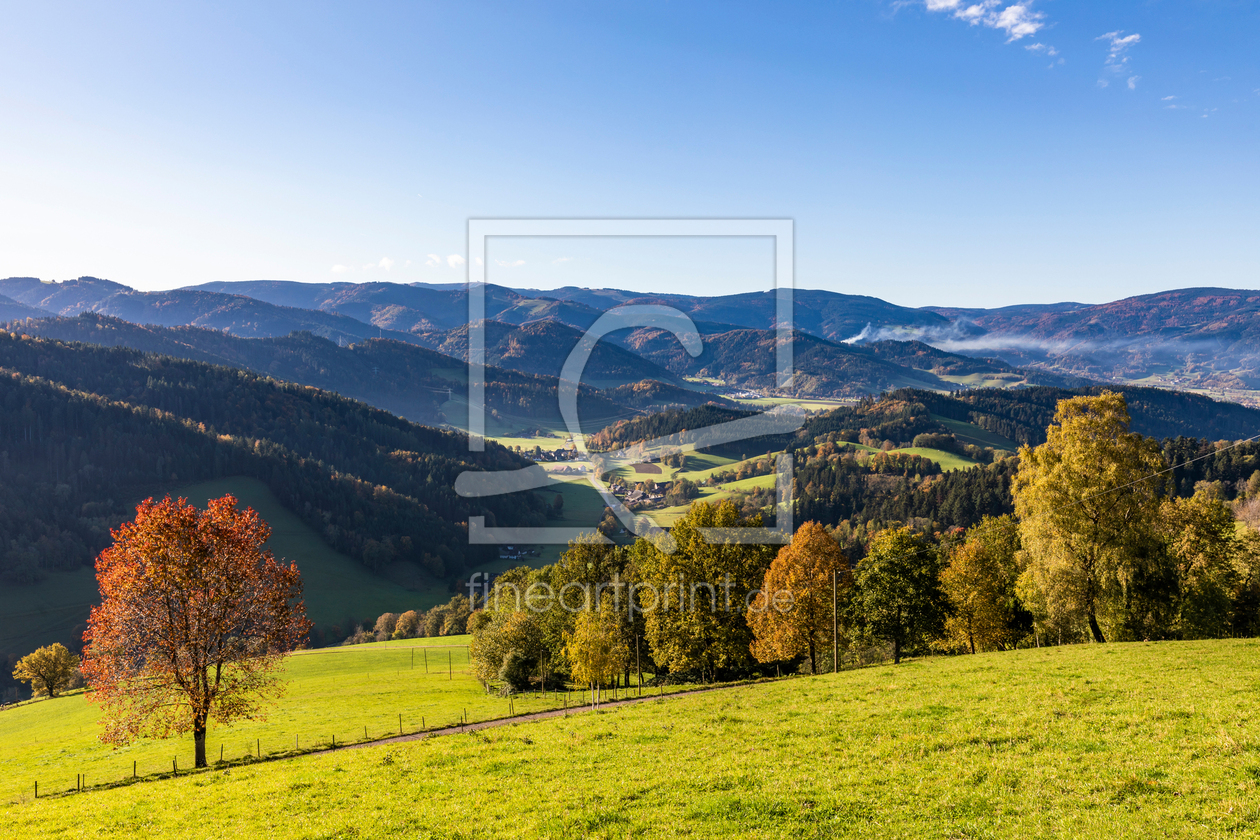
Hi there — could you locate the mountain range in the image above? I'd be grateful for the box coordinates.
[7,276,1260,403]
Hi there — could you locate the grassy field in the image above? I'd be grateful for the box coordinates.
[931,414,1021,452]
[0,632,684,813]
[892,446,979,472]
[8,639,1260,837]
[732,396,855,412]
[651,472,778,527]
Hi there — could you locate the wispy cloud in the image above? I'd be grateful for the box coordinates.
[924,1,1049,43]
[1162,95,1177,101]
[552,257,574,265]
[1128,75,1140,90]
[495,259,526,268]
[377,257,395,271]
[425,254,442,267]
[1024,42,1057,56]
[1098,30,1140,73]
[447,254,466,268]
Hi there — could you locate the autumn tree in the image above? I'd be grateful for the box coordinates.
[848,526,945,664]
[1158,489,1239,639]
[940,516,1025,653]
[13,643,80,698]
[81,495,310,769]
[748,521,850,673]
[1013,392,1165,643]
[469,609,547,691]
[393,610,422,639]
[564,603,629,701]
[637,501,776,681]
[374,612,400,641]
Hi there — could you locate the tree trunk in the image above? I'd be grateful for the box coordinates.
[807,637,816,675]
[968,629,975,655]
[1087,610,1106,644]
[194,721,208,768]
[893,636,901,665]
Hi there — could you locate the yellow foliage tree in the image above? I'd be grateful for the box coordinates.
[748,521,849,673]
[14,642,80,698]
[564,605,628,698]
[940,516,1022,653]
[1013,392,1164,643]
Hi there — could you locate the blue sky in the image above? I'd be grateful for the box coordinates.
[0,1,1256,307]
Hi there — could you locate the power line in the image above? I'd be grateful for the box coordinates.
[1076,431,1260,504]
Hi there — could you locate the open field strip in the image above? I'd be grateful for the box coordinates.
[891,446,979,471]
[0,637,685,807]
[10,639,1260,838]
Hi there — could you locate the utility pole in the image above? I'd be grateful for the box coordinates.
[636,635,642,690]
[832,568,839,674]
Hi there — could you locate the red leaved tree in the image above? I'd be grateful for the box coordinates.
[81,495,310,768]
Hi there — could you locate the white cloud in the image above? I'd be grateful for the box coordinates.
[495,259,526,268]
[446,254,466,268]
[475,257,484,267]
[1025,42,1058,56]
[378,257,395,271]
[925,1,1045,42]
[1098,31,1140,73]
[425,254,442,267]
[331,264,351,274]
[552,257,574,264]
[1128,75,1140,90]
[1096,79,1109,88]
[1162,95,1177,101]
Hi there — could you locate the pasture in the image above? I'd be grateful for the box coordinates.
[7,639,1260,837]
[0,634,594,807]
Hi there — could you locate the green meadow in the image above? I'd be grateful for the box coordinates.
[7,639,1260,838]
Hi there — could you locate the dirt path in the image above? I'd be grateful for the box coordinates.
[324,683,743,754]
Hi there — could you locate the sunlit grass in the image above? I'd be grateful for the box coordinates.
[10,639,1260,838]
[0,635,676,809]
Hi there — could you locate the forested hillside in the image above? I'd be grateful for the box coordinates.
[7,313,633,428]
[0,329,547,588]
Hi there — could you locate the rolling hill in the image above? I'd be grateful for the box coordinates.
[4,313,636,429]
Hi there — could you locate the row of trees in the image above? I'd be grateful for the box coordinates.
[470,393,1260,690]
[353,595,473,644]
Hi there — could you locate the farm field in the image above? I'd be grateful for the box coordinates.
[891,446,979,472]
[0,633,681,810]
[8,639,1260,837]
[650,473,779,527]
[930,415,1021,452]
